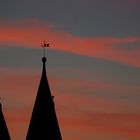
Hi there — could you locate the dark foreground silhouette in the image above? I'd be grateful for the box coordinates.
[0,56,62,140]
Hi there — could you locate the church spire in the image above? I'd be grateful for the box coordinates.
[26,44,62,140]
[0,99,11,140]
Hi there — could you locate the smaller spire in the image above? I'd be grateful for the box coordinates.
[0,98,11,140]
[0,97,2,109]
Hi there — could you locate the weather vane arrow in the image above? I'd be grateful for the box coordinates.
[41,41,50,57]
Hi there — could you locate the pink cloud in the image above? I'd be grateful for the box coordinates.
[60,112,140,139]
[117,0,140,9]
[0,19,140,67]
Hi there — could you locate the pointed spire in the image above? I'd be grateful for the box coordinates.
[26,56,62,140]
[0,99,11,140]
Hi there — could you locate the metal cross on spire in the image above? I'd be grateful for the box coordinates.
[41,41,50,57]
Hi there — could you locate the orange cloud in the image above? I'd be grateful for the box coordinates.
[1,67,139,113]
[60,112,140,139]
[0,19,140,67]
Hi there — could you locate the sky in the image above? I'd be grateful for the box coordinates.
[0,0,140,140]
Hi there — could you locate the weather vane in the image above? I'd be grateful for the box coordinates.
[41,41,50,57]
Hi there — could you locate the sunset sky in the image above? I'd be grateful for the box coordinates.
[0,0,140,140]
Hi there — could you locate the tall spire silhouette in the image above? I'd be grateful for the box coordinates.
[26,43,62,140]
[0,99,11,140]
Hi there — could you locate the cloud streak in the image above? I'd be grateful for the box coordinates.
[0,19,140,67]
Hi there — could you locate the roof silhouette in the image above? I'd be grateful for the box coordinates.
[26,57,62,140]
[0,101,11,140]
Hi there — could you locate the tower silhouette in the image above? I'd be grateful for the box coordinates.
[0,43,62,139]
[26,56,62,140]
[0,101,11,140]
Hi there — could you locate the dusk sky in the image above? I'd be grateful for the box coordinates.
[0,0,140,140]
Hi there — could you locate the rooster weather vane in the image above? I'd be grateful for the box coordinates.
[41,41,50,57]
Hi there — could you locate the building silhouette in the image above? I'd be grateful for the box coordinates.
[0,55,62,140]
[0,101,11,140]
[26,56,62,140]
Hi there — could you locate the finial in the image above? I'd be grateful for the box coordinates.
[42,57,46,63]
[41,40,50,58]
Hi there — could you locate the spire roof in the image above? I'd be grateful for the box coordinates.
[0,101,11,140]
[26,57,62,140]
